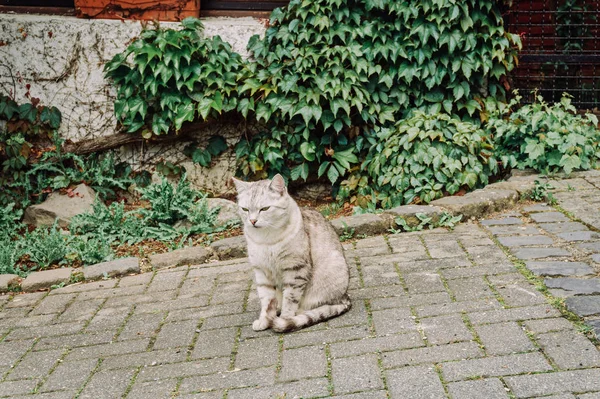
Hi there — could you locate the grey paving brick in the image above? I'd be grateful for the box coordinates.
[539,222,589,234]
[355,235,389,249]
[494,283,547,307]
[179,366,275,392]
[536,330,600,369]
[531,212,570,223]
[50,279,117,294]
[41,358,98,392]
[497,235,555,247]
[284,326,369,348]
[371,307,417,335]
[415,298,501,318]
[176,392,223,399]
[137,358,230,382]
[404,272,446,294]
[126,379,178,399]
[328,299,369,328]
[329,391,388,399]
[382,341,483,368]
[201,312,256,330]
[117,312,165,341]
[30,293,76,315]
[447,378,510,399]
[11,390,77,399]
[481,217,523,226]
[545,277,600,295]
[0,339,35,367]
[426,240,465,258]
[100,348,187,370]
[85,306,131,332]
[523,204,553,213]
[103,290,175,308]
[228,378,330,399]
[397,256,472,271]
[6,348,63,380]
[361,264,401,287]
[192,327,237,359]
[577,241,600,254]
[420,314,473,345]
[331,354,383,395]
[76,285,146,301]
[459,236,497,247]
[370,292,451,310]
[440,264,516,280]
[178,275,216,298]
[78,367,136,399]
[468,304,561,325]
[11,314,57,329]
[504,369,600,398]
[526,261,596,277]
[488,225,541,236]
[147,270,187,293]
[442,352,552,382]
[523,318,576,334]
[7,321,85,340]
[513,247,571,260]
[118,273,153,287]
[0,379,39,397]
[386,365,446,399]
[66,339,150,361]
[5,291,46,308]
[467,245,512,265]
[578,393,600,399]
[235,336,279,369]
[57,298,104,323]
[447,277,494,301]
[329,331,424,358]
[475,322,535,355]
[352,245,391,258]
[166,302,244,323]
[558,231,600,242]
[153,319,197,350]
[279,345,326,381]
[135,296,211,314]
[565,296,600,316]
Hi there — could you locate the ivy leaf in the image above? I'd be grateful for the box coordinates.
[127,97,148,121]
[524,140,545,160]
[206,135,228,156]
[198,98,214,120]
[174,102,195,130]
[300,141,316,161]
[332,148,358,169]
[40,106,61,129]
[559,154,581,174]
[18,103,37,123]
[256,103,272,122]
[0,97,19,119]
[212,91,223,113]
[326,164,340,184]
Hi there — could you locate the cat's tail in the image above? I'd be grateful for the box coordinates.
[272,295,351,333]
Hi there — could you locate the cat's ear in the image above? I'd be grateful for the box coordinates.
[269,174,287,195]
[231,177,250,193]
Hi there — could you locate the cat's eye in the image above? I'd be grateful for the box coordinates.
[260,206,270,212]
[241,207,249,212]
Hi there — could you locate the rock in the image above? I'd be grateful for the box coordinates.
[207,198,240,227]
[0,274,20,293]
[383,205,445,228]
[21,268,72,292]
[294,183,332,201]
[430,188,519,219]
[210,236,247,260]
[331,214,390,237]
[149,247,212,270]
[83,257,140,280]
[23,184,96,228]
[512,248,571,260]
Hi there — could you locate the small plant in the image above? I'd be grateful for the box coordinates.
[437,212,464,229]
[0,238,23,276]
[567,184,576,192]
[68,233,115,266]
[20,222,72,271]
[522,180,557,205]
[339,222,355,242]
[390,212,463,233]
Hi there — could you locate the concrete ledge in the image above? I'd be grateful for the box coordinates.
[21,268,72,292]
[331,213,390,236]
[0,274,20,293]
[149,247,213,270]
[383,205,445,227]
[210,236,247,260]
[431,188,519,219]
[83,257,140,281]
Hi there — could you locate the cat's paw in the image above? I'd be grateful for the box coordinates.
[252,318,270,331]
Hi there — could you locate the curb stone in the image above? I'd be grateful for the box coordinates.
[430,188,519,219]
[149,247,213,270]
[21,268,73,292]
[0,274,20,293]
[83,257,140,280]
[210,236,248,260]
[383,205,445,227]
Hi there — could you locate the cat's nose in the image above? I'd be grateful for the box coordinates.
[249,219,258,226]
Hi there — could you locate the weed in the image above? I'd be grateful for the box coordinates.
[390,212,463,233]
[522,180,557,205]
[339,222,355,242]
[20,222,71,271]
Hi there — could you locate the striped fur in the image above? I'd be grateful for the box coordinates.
[232,174,351,333]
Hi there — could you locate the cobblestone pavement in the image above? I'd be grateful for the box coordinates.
[1,175,600,398]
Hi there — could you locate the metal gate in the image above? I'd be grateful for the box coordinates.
[504,0,600,111]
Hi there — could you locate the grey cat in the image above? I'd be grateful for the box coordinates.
[232,174,351,333]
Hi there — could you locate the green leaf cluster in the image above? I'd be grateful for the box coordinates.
[237,0,521,183]
[339,111,498,209]
[104,18,244,136]
[489,92,600,175]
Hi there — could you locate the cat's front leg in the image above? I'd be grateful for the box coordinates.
[279,265,308,319]
[253,268,278,331]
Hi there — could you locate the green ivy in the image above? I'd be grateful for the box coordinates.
[236,0,521,183]
[104,18,245,137]
[339,111,498,209]
[488,92,600,175]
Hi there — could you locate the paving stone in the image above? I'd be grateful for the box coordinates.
[149,246,212,269]
[118,273,153,287]
[79,285,147,302]
[210,236,248,260]
[431,188,519,219]
[426,240,465,259]
[359,264,401,287]
[442,352,552,381]
[577,241,600,254]
[592,254,600,263]
[504,368,600,398]
[544,277,600,295]
[284,326,369,348]
[557,231,600,242]
[523,318,576,334]
[382,341,483,368]
[420,314,473,345]
[351,245,391,258]
[147,270,187,293]
[329,331,424,358]
[526,261,596,277]
[6,348,63,380]
[7,321,85,340]
[12,390,78,399]
[228,378,330,399]
[512,247,571,260]
[386,365,446,398]
[331,213,390,237]
[495,282,547,307]
[446,277,494,301]
[84,258,140,282]
[415,298,501,318]
[235,336,279,369]
[11,313,56,329]
[100,348,187,370]
[50,280,118,295]
[58,298,104,323]
[30,293,76,315]
[536,330,600,369]
[328,299,369,328]
[0,274,19,293]
[530,212,571,223]
[192,327,237,359]
[41,358,98,392]
[279,345,327,381]
[383,205,445,227]
[565,296,600,317]
[371,307,417,335]
[66,339,150,361]
[466,245,512,265]
[589,319,600,338]
[4,291,46,308]
[447,378,510,399]
[153,319,197,350]
[179,366,275,392]
[488,225,541,236]
[331,354,383,395]
[0,339,36,368]
[396,256,472,271]
[137,358,230,382]
[440,265,516,280]
[368,292,452,311]
[126,379,178,399]
[118,312,165,341]
[21,268,73,292]
[578,393,600,399]
[85,306,131,332]
[475,322,535,355]
[468,304,561,325]
[497,235,555,247]
[354,235,388,249]
[481,217,523,226]
[0,379,39,397]
[523,204,553,213]
[539,222,589,234]
[404,272,446,294]
[78,367,136,399]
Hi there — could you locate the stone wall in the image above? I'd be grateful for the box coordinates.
[0,13,266,194]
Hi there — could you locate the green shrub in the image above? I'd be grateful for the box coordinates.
[104,18,244,136]
[68,233,115,266]
[0,238,22,276]
[20,222,71,271]
[489,92,600,175]
[339,111,498,209]
[236,0,520,183]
